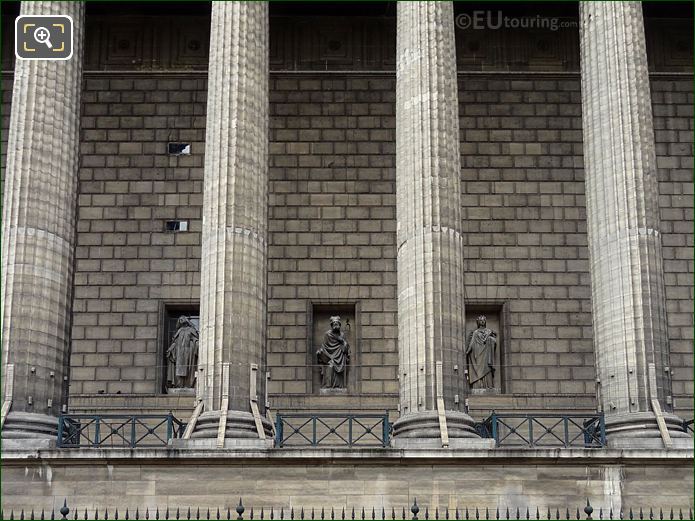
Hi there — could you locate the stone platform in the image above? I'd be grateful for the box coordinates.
[1,447,692,514]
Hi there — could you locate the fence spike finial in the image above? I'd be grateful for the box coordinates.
[236,498,245,521]
[585,499,593,520]
[259,508,264,521]
[411,498,419,521]
[60,499,70,520]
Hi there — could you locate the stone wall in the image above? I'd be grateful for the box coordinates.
[0,70,692,419]
[1,451,693,514]
[267,75,398,412]
[651,78,695,410]
[72,76,206,399]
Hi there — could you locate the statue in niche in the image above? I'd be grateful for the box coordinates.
[166,316,199,390]
[316,316,350,389]
[465,315,497,390]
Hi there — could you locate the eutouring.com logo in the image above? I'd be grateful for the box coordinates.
[455,11,577,32]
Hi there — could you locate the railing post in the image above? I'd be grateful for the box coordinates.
[599,413,606,447]
[94,416,100,447]
[275,413,283,447]
[312,416,317,447]
[491,413,498,447]
[564,416,569,448]
[131,415,137,448]
[348,415,353,447]
[57,416,64,448]
[383,411,389,447]
[167,413,173,443]
[527,415,533,448]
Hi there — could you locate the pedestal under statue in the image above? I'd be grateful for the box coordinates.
[166,316,199,391]
[316,316,350,390]
[465,315,497,391]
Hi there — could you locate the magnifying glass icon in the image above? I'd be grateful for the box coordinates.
[33,26,53,49]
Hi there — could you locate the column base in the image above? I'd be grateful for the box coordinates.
[606,412,692,449]
[186,410,274,448]
[391,410,494,449]
[1,412,58,448]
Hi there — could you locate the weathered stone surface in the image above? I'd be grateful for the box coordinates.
[579,1,689,443]
[393,1,476,439]
[0,450,693,513]
[1,1,84,438]
[196,2,270,432]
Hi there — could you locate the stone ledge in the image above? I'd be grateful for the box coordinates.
[1,446,692,464]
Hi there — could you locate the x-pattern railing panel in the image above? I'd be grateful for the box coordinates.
[484,413,606,448]
[276,413,390,448]
[57,414,185,448]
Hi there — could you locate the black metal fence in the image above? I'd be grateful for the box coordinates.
[3,498,692,521]
[54,413,690,450]
[477,413,606,448]
[57,414,186,448]
[275,413,391,448]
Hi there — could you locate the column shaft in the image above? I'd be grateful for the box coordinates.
[1,2,85,439]
[193,2,271,440]
[579,1,688,445]
[393,1,481,444]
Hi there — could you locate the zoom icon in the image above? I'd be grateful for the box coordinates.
[15,15,73,60]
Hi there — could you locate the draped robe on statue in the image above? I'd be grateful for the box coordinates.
[466,326,496,389]
[166,317,199,389]
[317,326,349,389]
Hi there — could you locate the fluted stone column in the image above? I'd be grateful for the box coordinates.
[392,2,490,448]
[191,2,272,444]
[1,2,85,441]
[580,2,689,447]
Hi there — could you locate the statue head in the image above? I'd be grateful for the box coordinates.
[329,316,342,332]
[476,315,487,329]
[177,316,195,330]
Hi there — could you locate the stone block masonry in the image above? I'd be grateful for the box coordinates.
[0,72,691,419]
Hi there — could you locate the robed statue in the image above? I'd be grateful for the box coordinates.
[166,316,199,389]
[465,315,497,390]
[316,316,350,389]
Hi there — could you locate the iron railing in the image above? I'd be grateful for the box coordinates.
[275,412,391,448]
[477,413,606,448]
[57,413,186,448]
[683,419,694,435]
[4,497,692,521]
